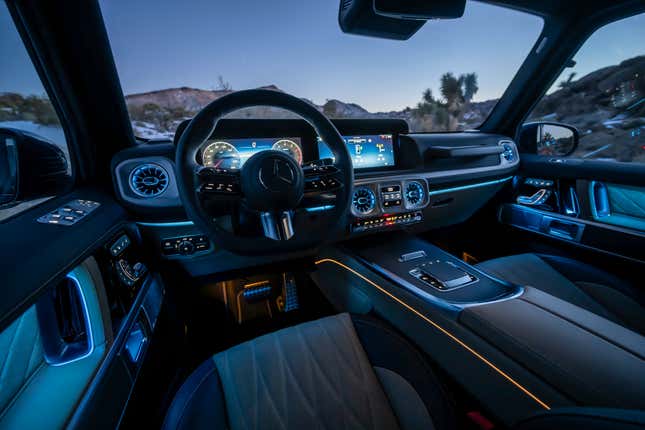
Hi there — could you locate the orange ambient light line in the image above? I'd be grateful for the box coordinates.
[243,280,271,289]
[315,258,551,411]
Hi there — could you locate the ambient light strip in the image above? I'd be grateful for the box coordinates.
[315,258,551,411]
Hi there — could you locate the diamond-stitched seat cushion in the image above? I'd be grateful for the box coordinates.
[163,313,456,430]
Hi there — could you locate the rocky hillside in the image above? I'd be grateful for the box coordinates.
[3,55,643,162]
[123,84,495,139]
[528,55,645,161]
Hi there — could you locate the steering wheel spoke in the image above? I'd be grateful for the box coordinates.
[196,166,242,196]
[194,166,242,217]
[260,211,295,241]
[303,159,344,194]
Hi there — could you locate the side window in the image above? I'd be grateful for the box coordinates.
[525,12,645,163]
[0,1,72,220]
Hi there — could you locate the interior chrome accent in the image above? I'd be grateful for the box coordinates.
[351,187,377,216]
[516,188,550,206]
[129,163,169,198]
[563,186,580,217]
[46,270,95,366]
[498,140,516,162]
[261,211,295,240]
[398,250,426,262]
[590,181,611,218]
[403,180,426,209]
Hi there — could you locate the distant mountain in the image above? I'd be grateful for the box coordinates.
[4,55,642,160]
[122,84,498,139]
[125,85,281,111]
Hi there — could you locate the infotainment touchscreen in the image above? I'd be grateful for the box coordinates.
[317,134,395,169]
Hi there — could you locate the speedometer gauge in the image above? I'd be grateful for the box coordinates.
[272,139,303,164]
[202,141,241,169]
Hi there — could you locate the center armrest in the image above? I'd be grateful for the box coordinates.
[460,287,645,409]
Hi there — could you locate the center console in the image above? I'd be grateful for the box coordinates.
[332,233,645,413]
[346,233,520,308]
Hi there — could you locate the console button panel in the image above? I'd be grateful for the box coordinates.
[162,234,210,255]
[380,184,402,208]
[351,211,422,232]
[37,199,101,226]
[351,179,429,224]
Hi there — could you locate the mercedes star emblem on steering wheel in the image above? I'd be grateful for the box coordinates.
[258,157,295,191]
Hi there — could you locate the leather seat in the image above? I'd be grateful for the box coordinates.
[476,253,645,334]
[163,313,456,430]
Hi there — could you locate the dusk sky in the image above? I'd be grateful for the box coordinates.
[3,1,644,112]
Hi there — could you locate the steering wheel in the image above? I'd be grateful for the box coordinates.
[175,89,354,255]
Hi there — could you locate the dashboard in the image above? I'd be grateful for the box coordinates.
[193,119,407,172]
[113,118,520,256]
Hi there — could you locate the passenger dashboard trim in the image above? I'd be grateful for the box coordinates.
[428,176,513,196]
[355,140,518,185]
[315,258,551,411]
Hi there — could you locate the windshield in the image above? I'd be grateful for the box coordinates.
[99,1,543,139]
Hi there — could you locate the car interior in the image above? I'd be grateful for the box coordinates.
[1,0,644,429]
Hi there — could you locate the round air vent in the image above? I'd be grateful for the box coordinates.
[129,163,169,198]
[500,141,515,162]
[404,181,425,207]
[352,187,376,215]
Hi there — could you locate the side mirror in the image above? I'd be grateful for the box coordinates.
[519,122,579,157]
[0,128,71,208]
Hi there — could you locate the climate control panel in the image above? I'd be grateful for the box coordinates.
[351,178,429,219]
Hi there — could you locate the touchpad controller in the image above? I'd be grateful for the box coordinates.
[409,261,477,291]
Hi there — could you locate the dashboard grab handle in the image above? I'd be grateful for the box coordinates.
[428,145,504,158]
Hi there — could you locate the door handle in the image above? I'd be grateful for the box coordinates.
[541,216,584,242]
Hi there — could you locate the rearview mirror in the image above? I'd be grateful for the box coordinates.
[519,122,579,157]
[339,0,425,40]
[374,0,466,20]
[0,128,71,209]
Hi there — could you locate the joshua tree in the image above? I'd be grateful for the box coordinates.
[214,75,232,92]
[558,72,577,89]
[440,73,463,107]
[439,72,479,129]
[415,89,437,116]
[462,73,479,102]
[414,72,480,131]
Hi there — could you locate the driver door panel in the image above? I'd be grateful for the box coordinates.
[0,190,164,428]
[0,259,109,429]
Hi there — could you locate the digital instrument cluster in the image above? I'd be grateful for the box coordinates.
[200,137,303,169]
[318,134,395,169]
[199,132,397,170]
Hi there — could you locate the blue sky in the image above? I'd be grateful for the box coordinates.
[3,1,644,112]
[98,0,545,111]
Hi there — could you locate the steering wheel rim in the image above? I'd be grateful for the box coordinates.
[175,89,353,256]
